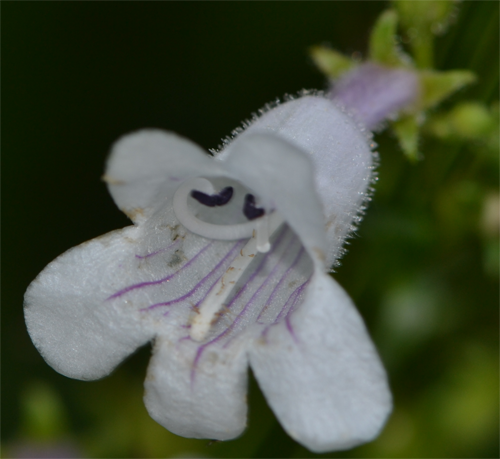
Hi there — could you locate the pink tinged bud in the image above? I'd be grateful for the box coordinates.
[328,63,420,130]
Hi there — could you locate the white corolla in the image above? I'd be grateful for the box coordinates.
[24,95,391,453]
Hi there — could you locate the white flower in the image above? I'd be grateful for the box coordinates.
[24,95,391,453]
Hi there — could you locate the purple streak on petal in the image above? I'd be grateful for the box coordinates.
[274,278,309,324]
[262,285,300,335]
[212,225,289,313]
[280,280,310,343]
[222,226,290,311]
[190,228,266,308]
[140,241,244,311]
[190,226,290,386]
[176,335,192,350]
[219,234,299,350]
[223,233,300,346]
[283,278,310,342]
[273,285,300,324]
[285,316,297,343]
[181,227,281,316]
[107,242,214,300]
[328,62,419,130]
[255,246,305,324]
[260,279,310,344]
[135,239,182,259]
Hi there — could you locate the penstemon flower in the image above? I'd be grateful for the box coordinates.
[24,95,392,452]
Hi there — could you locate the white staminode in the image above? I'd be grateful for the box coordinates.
[173,176,284,341]
[255,216,271,253]
[189,212,283,342]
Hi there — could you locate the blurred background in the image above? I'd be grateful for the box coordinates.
[3,2,498,458]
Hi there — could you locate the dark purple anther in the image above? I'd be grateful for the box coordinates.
[191,186,233,207]
[243,194,265,220]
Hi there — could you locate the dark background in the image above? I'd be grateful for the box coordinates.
[3,2,499,458]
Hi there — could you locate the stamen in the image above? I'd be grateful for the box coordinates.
[191,186,233,207]
[189,211,283,342]
[173,178,282,247]
[173,178,256,240]
[243,194,265,220]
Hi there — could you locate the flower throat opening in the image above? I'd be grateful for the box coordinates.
[173,177,284,341]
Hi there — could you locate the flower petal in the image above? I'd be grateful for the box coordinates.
[221,96,374,266]
[105,130,224,223]
[248,271,392,453]
[24,227,155,380]
[144,334,249,440]
[222,133,328,268]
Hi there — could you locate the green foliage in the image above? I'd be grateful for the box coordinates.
[21,382,68,441]
[426,101,498,141]
[389,69,476,160]
[309,46,355,79]
[392,114,421,162]
[311,1,478,162]
[419,70,476,110]
[393,0,458,68]
[368,9,409,67]
[394,0,456,31]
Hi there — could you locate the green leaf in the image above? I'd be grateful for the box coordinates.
[309,46,355,79]
[393,0,457,35]
[420,70,477,109]
[392,115,421,162]
[393,0,458,68]
[22,381,68,440]
[369,9,408,67]
[426,102,496,140]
